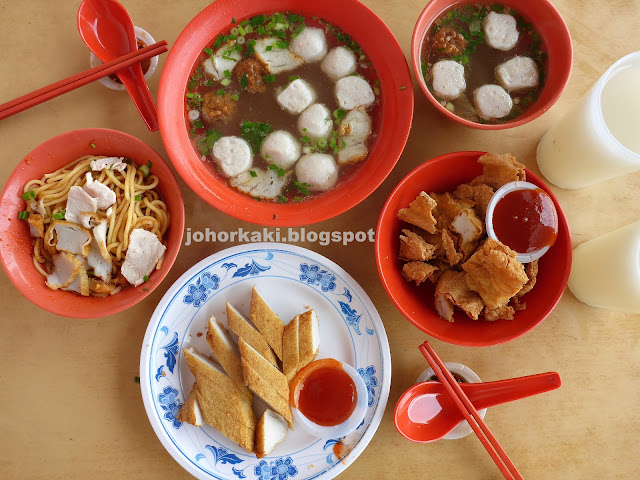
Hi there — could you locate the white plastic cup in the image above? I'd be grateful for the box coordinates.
[569,221,640,313]
[89,26,158,91]
[537,51,640,189]
[416,362,486,440]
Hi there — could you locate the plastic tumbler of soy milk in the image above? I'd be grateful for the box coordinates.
[537,52,640,189]
[568,221,640,314]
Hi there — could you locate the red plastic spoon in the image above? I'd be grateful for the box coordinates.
[394,372,561,443]
[77,0,159,131]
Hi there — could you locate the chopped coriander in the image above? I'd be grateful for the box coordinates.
[275,39,289,49]
[294,196,303,202]
[213,35,225,49]
[235,44,243,53]
[217,88,226,96]
[194,120,203,129]
[245,39,256,57]
[294,181,310,196]
[288,75,299,82]
[224,69,232,78]
[52,211,65,220]
[240,73,248,91]
[134,376,140,383]
[232,16,237,23]
[204,47,214,55]
[198,129,222,155]
[249,170,258,177]
[21,190,35,201]
[205,78,216,87]
[278,195,288,203]
[268,164,286,177]
[135,195,142,201]
[257,25,265,35]
[231,94,239,101]
[17,210,29,220]
[241,122,271,153]
[264,74,276,83]
[143,275,149,282]
[266,45,273,52]
[188,76,197,90]
[249,14,268,26]
[300,135,311,144]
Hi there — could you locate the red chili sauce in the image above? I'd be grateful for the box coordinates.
[492,188,558,253]
[290,359,357,427]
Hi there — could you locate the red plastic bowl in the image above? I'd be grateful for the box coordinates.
[411,0,573,129]
[159,0,414,226]
[375,151,572,346]
[0,129,185,319]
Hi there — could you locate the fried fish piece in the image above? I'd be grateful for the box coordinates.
[473,153,526,189]
[442,229,463,266]
[402,261,438,285]
[516,260,539,298]
[453,182,495,218]
[450,208,484,259]
[398,192,437,234]
[429,257,453,283]
[415,229,446,258]
[399,229,437,261]
[484,304,515,321]
[435,270,485,321]
[430,192,474,231]
[462,239,528,309]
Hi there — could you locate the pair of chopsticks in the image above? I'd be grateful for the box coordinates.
[0,40,168,122]
[419,341,524,480]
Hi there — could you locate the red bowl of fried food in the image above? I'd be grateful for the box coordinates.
[0,129,185,319]
[375,151,571,346]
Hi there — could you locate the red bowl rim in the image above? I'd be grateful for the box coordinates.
[158,0,414,226]
[0,128,185,319]
[374,151,573,346]
[410,0,574,130]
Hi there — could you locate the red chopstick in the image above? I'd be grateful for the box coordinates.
[419,341,524,480]
[0,40,168,121]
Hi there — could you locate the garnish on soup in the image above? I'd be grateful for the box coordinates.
[185,13,381,202]
[420,4,546,123]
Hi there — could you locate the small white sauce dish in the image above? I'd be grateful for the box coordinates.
[89,26,158,91]
[292,360,368,439]
[485,180,555,264]
[416,362,486,440]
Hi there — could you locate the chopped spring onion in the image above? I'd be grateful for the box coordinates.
[17,211,29,220]
[217,88,226,96]
[90,142,96,149]
[221,78,231,87]
[317,138,328,148]
[240,73,248,91]
[278,195,288,203]
[249,170,258,177]
[231,94,239,101]
[398,86,407,90]
[224,69,232,78]
[288,75,299,82]
[266,45,273,51]
[139,161,152,178]
[135,195,142,201]
[238,25,246,36]
[21,190,35,201]
[230,27,239,36]
[264,74,276,83]
[333,108,346,119]
[143,275,149,282]
[237,36,246,45]
[52,211,65,220]
[204,47,214,55]
[231,17,237,24]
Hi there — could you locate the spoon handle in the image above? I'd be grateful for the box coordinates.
[116,64,159,131]
[463,372,561,410]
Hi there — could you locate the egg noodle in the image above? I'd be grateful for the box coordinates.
[23,155,170,294]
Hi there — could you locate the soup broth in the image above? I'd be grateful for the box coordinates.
[421,3,546,124]
[185,13,381,203]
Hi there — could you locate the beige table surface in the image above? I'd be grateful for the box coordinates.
[1,0,639,479]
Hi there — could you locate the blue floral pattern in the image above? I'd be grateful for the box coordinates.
[183,271,219,307]
[254,457,298,480]
[205,445,243,466]
[339,301,362,335]
[233,259,271,278]
[358,366,378,407]
[157,386,183,429]
[161,332,180,374]
[299,264,336,292]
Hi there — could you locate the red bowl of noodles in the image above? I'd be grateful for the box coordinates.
[0,128,185,319]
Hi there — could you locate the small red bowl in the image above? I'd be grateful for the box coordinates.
[159,0,414,226]
[0,129,185,319]
[411,0,573,129]
[375,151,572,346]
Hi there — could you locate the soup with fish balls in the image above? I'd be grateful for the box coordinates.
[184,12,382,203]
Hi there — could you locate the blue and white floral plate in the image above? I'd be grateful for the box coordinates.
[140,243,391,480]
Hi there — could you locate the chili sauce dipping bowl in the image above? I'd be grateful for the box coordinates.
[158,0,414,226]
[375,151,572,346]
[411,0,573,129]
[290,359,368,438]
[0,129,185,319]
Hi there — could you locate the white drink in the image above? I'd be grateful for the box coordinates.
[568,221,640,313]
[537,52,640,189]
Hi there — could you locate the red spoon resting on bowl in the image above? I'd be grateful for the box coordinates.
[394,372,561,443]
[77,0,159,131]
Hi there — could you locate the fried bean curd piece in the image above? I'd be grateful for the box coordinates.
[474,153,526,189]
[442,229,463,266]
[398,192,438,234]
[430,192,474,231]
[399,229,437,262]
[462,238,528,309]
[453,182,495,218]
[431,26,468,58]
[451,208,485,259]
[234,58,267,93]
[484,304,516,321]
[202,91,237,124]
[516,259,539,298]
[429,257,453,283]
[435,270,485,321]
[510,296,527,311]
[416,230,446,258]
[402,261,439,286]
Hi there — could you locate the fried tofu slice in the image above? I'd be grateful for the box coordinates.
[453,182,495,218]
[451,209,484,244]
[484,304,516,321]
[177,388,204,427]
[242,361,293,428]
[430,192,475,231]
[462,239,528,309]
[474,153,526,189]
[238,338,289,400]
[516,260,539,298]
[282,315,300,382]
[417,230,446,258]
[298,309,320,367]
[399,229,437,261]
[206,316,253,402]
[250,287,285,360]
[398,192,438,234]
[435,271,484,321]
[227,302,278,367]
[442,229,463,266]
[402,261,439,285]
[255,409,288,459]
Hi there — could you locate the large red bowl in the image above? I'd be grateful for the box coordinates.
[0,129,185,319]
[411,0,573,129]
[375,151,572,346]
[159,0,414,226]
